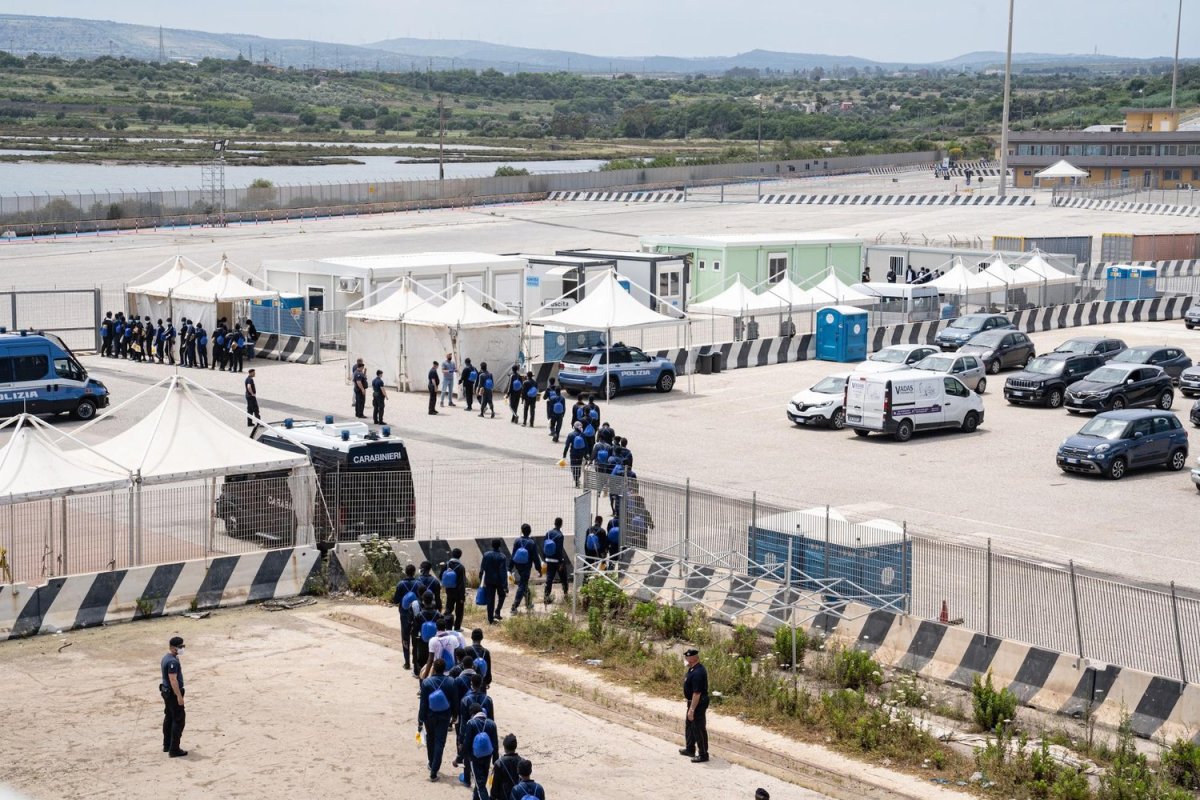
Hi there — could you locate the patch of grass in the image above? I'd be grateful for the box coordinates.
[972,669,1019,733]
[889,670,926,708]
[730,625,759,660]
[1161,738,1200,790]
[773,625,808,669]
[822,645,883,691]
[1098,715,1193,800]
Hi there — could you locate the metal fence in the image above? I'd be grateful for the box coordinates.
[0,289,100,352]
[1055,178,1200,207]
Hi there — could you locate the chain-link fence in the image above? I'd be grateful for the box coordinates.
[0,289,101,352]
[1055,178,1200,207]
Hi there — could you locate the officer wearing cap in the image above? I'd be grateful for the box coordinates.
[679,648,709,763]
[160,635,188,757]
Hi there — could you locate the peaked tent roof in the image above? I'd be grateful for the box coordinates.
[808,271,875,306]
[1022,254,1079,285]
[404,285,519,329]
[347,277,442,321]
[0,416,130,505]
[764,277,811,311]
[1035,159,1089,179]
[72,377,308,485]
[929,258,1008,293]
[691,276,784,316]
[531,271,685,332]
[981,257,1046,289]
[171,262,278,303]
[127,256,204,298]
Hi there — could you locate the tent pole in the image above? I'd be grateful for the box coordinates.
[135,477,143,566]
[207,477,217,560]
[60,495,67,576]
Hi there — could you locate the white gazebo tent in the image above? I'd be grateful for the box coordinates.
[169,256,280,329]
[0,415,130,505]
[1035,159,1090,187]
[125,256,207,322]
[929,257,1009,312]
[346,276,441,389]
[530,270,689,395]
[806,269,875,309]
[1021,252,1080,305]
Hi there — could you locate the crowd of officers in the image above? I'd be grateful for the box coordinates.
[100,311,258,371]
[393,548,553,797]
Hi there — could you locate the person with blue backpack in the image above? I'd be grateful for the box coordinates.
[456,672,496,778]
[584,515,608,575]
[508,524,540,615]
[479,539,509,624]
[392,564,421,671]
[443,548,467,631]
[489,734,523,800]
[505,365,522,424]
[412,593,441,678]
[510,759,546,800]
[606,518,622,567]
[476,362,495,418]
[418,657,460,782]
[460,703,499,800]
[460,357,478,412]
[468,628,493,689]
[195,322,209,369]
[415,561,443,611]
[546,388,566,443]
[562,422,589,488]
[542,518,569,605]
[520,371,539,427]
[585,396,602,429]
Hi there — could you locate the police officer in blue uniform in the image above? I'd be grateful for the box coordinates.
[159,635,188,757]
[680,648,709,763]
[371,369,388,425]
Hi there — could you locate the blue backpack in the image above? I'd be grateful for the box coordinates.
[199,333,208,346]
[584,423,596,437]
[586,532,600,553]
[400,590,418,612]
[596,447,609,465]
[441,567,458,590]
[608,525,620,544]
[543,537,558,558]
[473,657,488,677]
[472,730,494,758]
[466,368,477,383]
[525,383,538,399]
[216,334,225,347]
[512,545,530,565]
[420,619,438,642]
[428,686,450,713]
[484,376,493,390]
[552,398,565,415]
[511,377,522,392]
[589,407,599,422]
[571,434,586,451]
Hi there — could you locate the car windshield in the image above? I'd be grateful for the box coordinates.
[965,331,1006,346]
[1077,417,1131,440]
[1086,367,1128,383]
[562,351,595,365]
[812,376,846,393]
[869,349,908,363]
[1111,347,1155,363]
[946,315,984,330]
[914,355,954,372]
[1054,340,1092,354]
[1025,358,1065,376]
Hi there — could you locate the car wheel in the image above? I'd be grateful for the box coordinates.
[975,377,987,394]
[1109,396,1127,410]
[1107,456,1128,480]
[893,419,914,442]
[987,359,1001,375]
[1025,353,1035,366]
[853,428,870,437]
[829,408,846,430]
[1168,448,1188,471]
[655,372,675,393]
[960,411,979,433]
[1046,389,1064,408]
[72,399,97,421]
[605,376,619,399]
[1158,390,1174,410]
[1188,323,1195,330]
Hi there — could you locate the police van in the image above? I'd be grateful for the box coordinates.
[557,342,676,397]
[0,331,109,420]
[844,370,984,442]
[215,417,416,546]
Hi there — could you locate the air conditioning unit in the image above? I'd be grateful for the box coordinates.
[337,277,362,293]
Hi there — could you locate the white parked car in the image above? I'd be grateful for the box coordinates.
[852,344,941,374]
[787,373,850,429]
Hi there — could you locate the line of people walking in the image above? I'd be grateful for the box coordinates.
[100,311,257,371]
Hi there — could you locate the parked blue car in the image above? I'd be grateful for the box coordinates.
[1056,409,1189,480]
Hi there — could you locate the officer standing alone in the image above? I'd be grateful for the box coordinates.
[371,369,388,425]
[353,359,369,418]
[427,360,440,416]
[244,369,260,433]
[159,635,188,757]
[679,648,709,763]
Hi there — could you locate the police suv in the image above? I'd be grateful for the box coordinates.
[215,417,416,546]
[0,331,109,420]
[557,342,676,397]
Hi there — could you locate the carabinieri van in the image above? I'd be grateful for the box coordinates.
[0,331,109,420]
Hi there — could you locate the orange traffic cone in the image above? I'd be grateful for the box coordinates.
[939,600,949,624]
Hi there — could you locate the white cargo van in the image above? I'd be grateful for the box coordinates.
[844,369,984,441]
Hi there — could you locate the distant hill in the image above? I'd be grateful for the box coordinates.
[0,13,1186,75]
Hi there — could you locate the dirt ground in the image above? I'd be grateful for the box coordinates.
[0,600,906,800]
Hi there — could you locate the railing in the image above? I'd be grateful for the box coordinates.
[1055,177,1200,207]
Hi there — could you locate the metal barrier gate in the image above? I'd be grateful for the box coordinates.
[0,289,100,353]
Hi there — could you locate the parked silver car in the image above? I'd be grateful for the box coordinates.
[852,344,940,374]
[912,352,989,392]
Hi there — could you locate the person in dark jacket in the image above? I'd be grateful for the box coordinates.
[476,362,495,418]
[468,628,493,689]
[479,539,508,624]
[510,759,546,800]
[509,523,541,615]
[583,515,608,573]
[546,388,566,443]
[679,648,709,763]
[563,422,588,488]
[584,395,601,429]
[427,361,440,416]
[490,734,523,800]
[460,358,479,412]
[542,518,568,605]
[456,673,497,772]
[412,593,442,678]
[505,365,522,424]
[520,372,539,427]
[392,564,420,670]
[443,549,467,631]
[418,658,460,782]
[460,704,499,800]
[415,561,443,610]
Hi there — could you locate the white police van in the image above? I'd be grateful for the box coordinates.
[0,331,109,420]
[844,369,984,442]
[557,342,676,397]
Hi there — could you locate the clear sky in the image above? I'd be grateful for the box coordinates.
[2,1,1196,62]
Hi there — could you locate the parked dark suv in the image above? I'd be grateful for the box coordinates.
[1191,398,1200,428]
[1056,409,1188,480]
[1004,353,1105,408]
[934,313,1014,351]
[1064,364,1174,413]
[1052,336,1126,362]
[1109,345,1192,381]
[958,329,1036,374]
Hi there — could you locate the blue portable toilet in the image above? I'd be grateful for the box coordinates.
[1129,267,1158,300]
[815,305,868,362]
[1105,266,1131,302]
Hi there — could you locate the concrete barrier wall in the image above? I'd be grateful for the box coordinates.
[615,549,1199,742]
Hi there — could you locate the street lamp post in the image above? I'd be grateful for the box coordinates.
[1171,0,1183,109]
[998,0,1015,199]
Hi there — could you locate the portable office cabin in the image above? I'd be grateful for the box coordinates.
[505,253,618,312]
[555,248,690,312]
[261,252,529,313]
[639,233,863,305]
